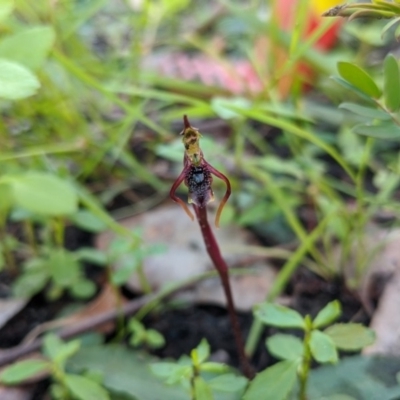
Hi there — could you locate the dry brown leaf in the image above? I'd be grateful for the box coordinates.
[22,284,125,344]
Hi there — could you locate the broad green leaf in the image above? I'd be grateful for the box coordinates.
[310,331,338,364]
[353,121,400,140]
[339,103,390,120]
[313,300,342,329]
[208,374,248,393]
[150,362,182,379]
[0,0,13,21]
[146,330,165,349]
[194,376,214,400]
[165,365,192,385]
[200,362,230,373]
[308,355,400,399]
[324,323,375,351]
[12,258,49,297]
[43,333,64,360]
[68,345,190,400]
[74,248,107,266]
[53,339,81,364]
[337,62,381,98]
[191,339,210,364]
[54,340,81,364]
[331,76,377,103]
[243,360,297,400]
[70,279,96,299]
[0,59,40,99]
[266,334,304,361]
[0,26,55,70]
[255,303,305,329]
[48,249,81,287]
[9,172,78,215]
[70,210,107,232]
[383,54,400,111]
[0,359,50,384]
[64,374,110,400]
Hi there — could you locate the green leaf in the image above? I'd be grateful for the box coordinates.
[194,376,214,400]
[150,362,182,379]
[191,339,210,365]
[0,26,55,70]
[255,303,305,329]
[146,330,165,349]
[266,334,304,361]
[12,258,49,298]
[48,249,81,287]
[64,374,110,400]
[313,300,342,329]
[211,96,251,119]
[310,330,338,364]
[0,0,13,22]
[353,120,400,140]
[69,344,189,400]
[0,59,40,99]
[8,172,78,215]
[383,54,400,111]
[331,76,377,103]
[69,210,108,233]
[324,323,375,351]
[200,362,230,374]
[51,339,81,365]
[0,359,50,384]
[339,103,390,120]
[74,248,107,266]
[208,374,248,393]
[70,279,96,299]
[307,355,400,399]
[337,62,381,98]
[43,333,64,360]
[243,360,298,400]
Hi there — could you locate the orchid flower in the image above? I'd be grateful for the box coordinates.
[169,115,231,228]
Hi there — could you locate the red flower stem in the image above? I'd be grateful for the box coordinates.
[193,205,254,379]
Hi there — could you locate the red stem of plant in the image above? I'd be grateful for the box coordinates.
[193,205,254,379]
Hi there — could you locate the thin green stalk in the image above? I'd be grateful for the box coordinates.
[353,137,374,282]
[245,213,331,357]
[53,218,65,248]
[233,119,246,167]
[136,263,152,294]
[0,227,17,273]
[244,164,330,275]
[299,316,313,400]
[0,141,85,161]
[236,108,357,183]
[24,220,38,256]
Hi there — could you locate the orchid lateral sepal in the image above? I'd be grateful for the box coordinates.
[203,160,231,228]
[169,166,195,222]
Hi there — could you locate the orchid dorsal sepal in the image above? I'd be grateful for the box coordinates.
[204,161,231,228]
[169,168,195,221]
